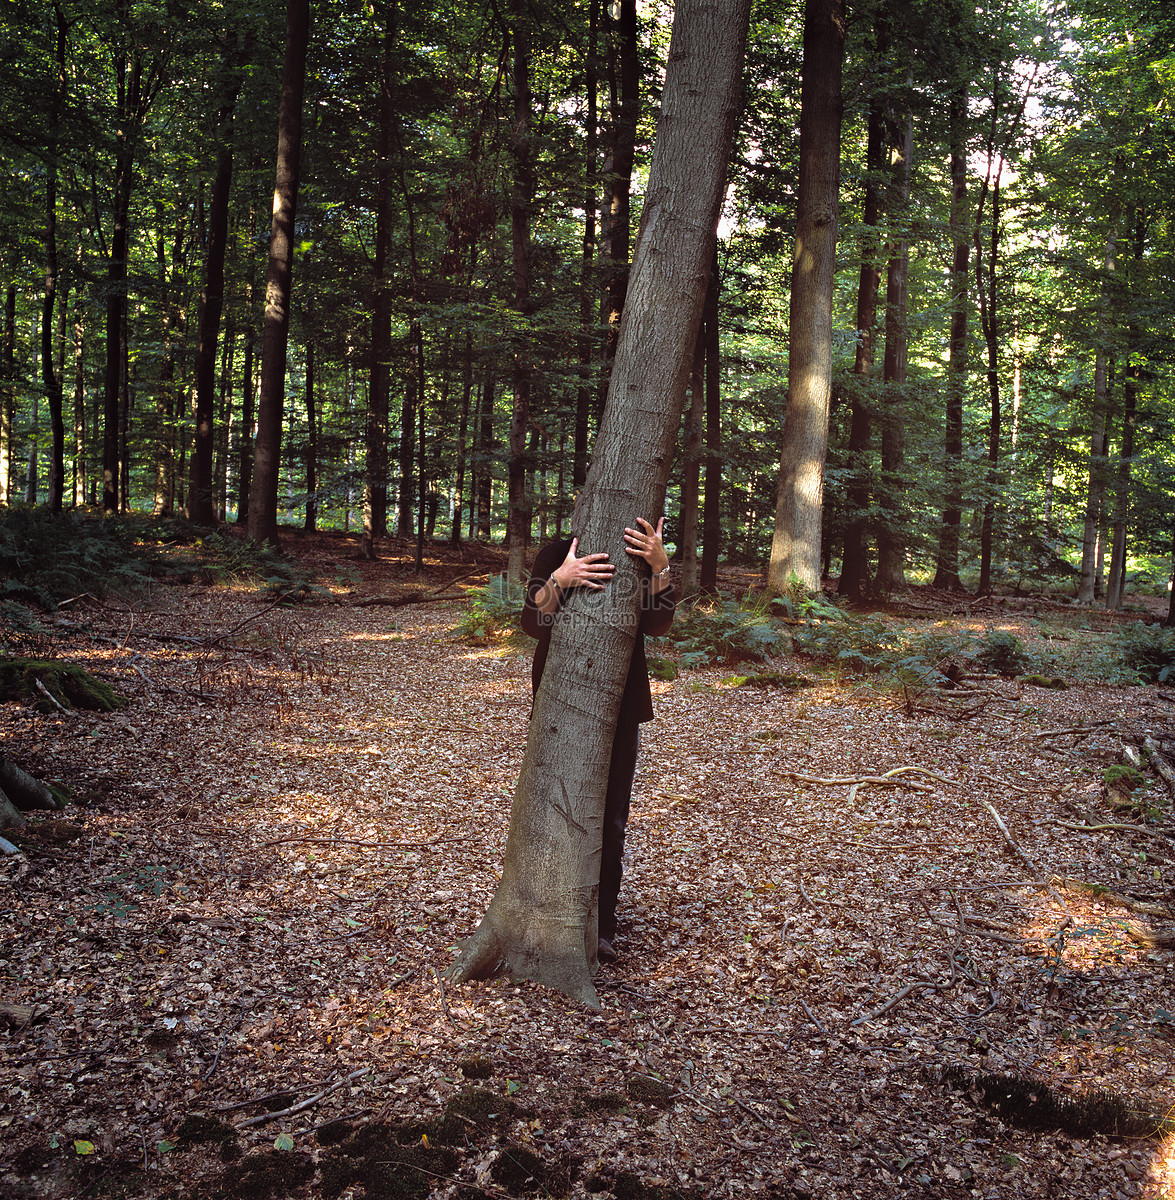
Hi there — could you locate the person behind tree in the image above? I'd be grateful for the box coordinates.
[521,517,675,963]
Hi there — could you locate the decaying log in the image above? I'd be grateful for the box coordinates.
[1142,737,1175,803]
[0,788,27,834]
[0,756,59,810]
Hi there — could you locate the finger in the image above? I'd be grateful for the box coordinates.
[567,537,579,560]
[655,517,665,538]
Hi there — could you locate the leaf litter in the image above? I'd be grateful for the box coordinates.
[0,534,1173,1199]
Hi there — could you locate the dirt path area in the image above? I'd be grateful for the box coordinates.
[2,535,1173,1199]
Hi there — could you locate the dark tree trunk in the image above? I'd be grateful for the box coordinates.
[1,283,14,504]
[447,0,750,1008]
[596,0,638,405]
[767,0,845,593]
[451,332,473,544]
[506,0,535,582]
[190,58,241,525]
[934,83,968,590]
[874,105,912,593]
[237,163,260,524]
[248,0,309,545]
[679,328,705,598]
[839,76,885,601]
[574,0,600,490]
[363,2,395,558]
[304,339,317,531]
[477,368,494,539]
[699,246,721,593]
[43,4,67,512]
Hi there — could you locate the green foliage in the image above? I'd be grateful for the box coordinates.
[193,531,324,600]
[971,629,1034,676]
[1092,622,1175,684]
[455,574,526,641]
[661,597,794,667]
[0,508,161,609]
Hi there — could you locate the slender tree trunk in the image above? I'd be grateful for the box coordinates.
[451,332,472,544]
[1078,221,1120,603]
[975,165,1001,595]
[448,0,750,1007]
[414,325,427,569]
[766,0,845,594]
[506,0,534,583]
[597,0,638,409]
[190,56,241,525]
[72,289,85,505]
[699,245,721,593]
[363,2,395,557]
[304,339,317,530]
[237,164,260,523]
[679,329,705,597]
[934,83,968,590]
[1107,214,1145,611]
[874,104,912,593]
[477,368,494,539]
[574,0,600,490]
[248,0,309,545]
[1,283,14,504]
[43,3,67,512]
[215,324,233,519]
[839,75,885,601]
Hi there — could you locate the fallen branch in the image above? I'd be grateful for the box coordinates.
[1048,875,1172,919]
[34,678,70,716]
[262,834,475,851]
[1143,737,1175,802]
[1048,818,1172,840]
[981,800,1039,874]
[235,1068,369,1129]
[784,766,952,789]
[851,979,944,1027]
[1030,723,1111,741]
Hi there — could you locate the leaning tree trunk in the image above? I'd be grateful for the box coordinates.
[446,0,751,1008]
[766,0,845,595]
[247,0,309,545]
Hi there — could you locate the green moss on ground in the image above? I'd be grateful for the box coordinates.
[0,657,126,711]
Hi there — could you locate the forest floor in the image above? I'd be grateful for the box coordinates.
[2,528,1174,1200]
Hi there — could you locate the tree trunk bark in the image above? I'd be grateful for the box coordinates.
[303,339,317,530]
[574,0,600,490]
[1078,222,1119,603]
[934,83,968,590]
[506,0,535,583]
[838,71,884,601]
[767,0,845,594]
[190,59,241,526]
[679,330,705,598]
[699,246,721,594]
[363,3,395,558]
[247,0,309,545]
[874,104,912,594]
[1,283,14,505]
[447,0,750,1008]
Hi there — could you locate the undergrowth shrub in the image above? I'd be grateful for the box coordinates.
[1092,623,1175,684]
[661,597,792,666]
[194,530,324,599]
[970,628,1034,676]
[0,507,160,609]
[456,574,526,640]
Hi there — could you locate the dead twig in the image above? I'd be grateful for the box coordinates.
[981,800,1040,875]
[1030,722,1111,740]
[235,1068,369,1129]
[1143,736,1175,802]
[851,979,945,1027]
[262,834,475,851]
[33,679,70,716]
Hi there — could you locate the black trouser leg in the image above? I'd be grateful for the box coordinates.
[599,722,640,942]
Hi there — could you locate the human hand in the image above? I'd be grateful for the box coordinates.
[551,537,615,591]
[624,517,669,575]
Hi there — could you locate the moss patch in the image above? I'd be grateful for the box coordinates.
[1020,673,1068,688]
[321,1122,458,1200]
[437,1086,514,1144]
[627,1074,673,1108]
[458,1054,494,1079]
[0,657,127,711]
[217,1150,314,1199]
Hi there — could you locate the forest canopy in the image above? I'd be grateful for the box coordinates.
[1,0,1173,604]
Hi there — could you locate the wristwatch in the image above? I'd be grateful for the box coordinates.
[654,564,671,584]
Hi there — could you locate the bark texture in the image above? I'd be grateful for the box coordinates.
[767,0,845,594]
[447,0,751,1008]
[247,0,309,545]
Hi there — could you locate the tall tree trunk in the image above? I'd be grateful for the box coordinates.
[1078,221,1120,603]
[766,0,845,594]
[247,0,309,545]
[451,332,473,544]
[447,0,750,1007]
[679,329,705,597]
[304,339,317,530]
[477,368,494,539]
[237,163,260,523]
[72,289,85,505]
[1,283,14,504]
[574,0,600,490]
[839,72,885,601]
[190,54,241,526]
[1107,214,1145,611]
[363,2,395,558]
[43,3,67,512]
[699,245,721,593]
[974,162,1001,595]
[874,104,912,593]
[596,0,638,406]
[506,0,534,583]
[397,326,418,538]
[934,83,968,590]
